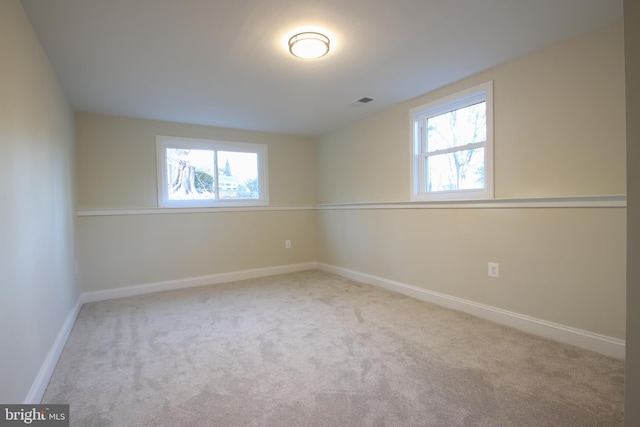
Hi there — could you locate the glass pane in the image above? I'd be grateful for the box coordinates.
[426,147,485,192]
[166,148,215,200]
[217,151,259,199]
[426,102,486,152]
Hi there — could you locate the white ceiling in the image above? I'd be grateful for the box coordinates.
[20,0,622,137]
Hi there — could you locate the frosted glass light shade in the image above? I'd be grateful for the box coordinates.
[288,32,330,59]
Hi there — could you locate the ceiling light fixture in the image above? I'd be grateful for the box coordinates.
[288,32,330,59]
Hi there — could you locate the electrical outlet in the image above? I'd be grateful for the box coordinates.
[488,262,499,278]
[285,240,292,249]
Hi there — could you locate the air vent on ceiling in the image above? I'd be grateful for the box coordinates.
[349,97,375,107]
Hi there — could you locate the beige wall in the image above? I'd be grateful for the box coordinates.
[316,23,625,204]
[0,0,78,403]
[625,0,640,424]
[76,113,316,208]
[315,23,626,338]
[78,210,315,292]
[317,208,626,338]
[75,114,317,292]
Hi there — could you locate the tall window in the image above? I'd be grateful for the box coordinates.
[411,81,493,200]
[156,136,269,207]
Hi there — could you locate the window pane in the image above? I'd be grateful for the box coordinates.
[217,151,259,199]
[426,102,486,152]
[157,136,269,207]
[166,148,215,200]
[426,147,485,192]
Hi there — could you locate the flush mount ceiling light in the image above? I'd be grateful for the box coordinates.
[288,32,330,59]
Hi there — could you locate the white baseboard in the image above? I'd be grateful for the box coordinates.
[24,297,83,404]
[81,262,318,304]
[317,263,625,360]
[28,260,622,405]
[26,262,316,403]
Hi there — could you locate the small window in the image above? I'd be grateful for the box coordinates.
[156,136,269,207]
[411,81,493,200]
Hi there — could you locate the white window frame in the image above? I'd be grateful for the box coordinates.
[156,136,269,208]
[410,81,494,200]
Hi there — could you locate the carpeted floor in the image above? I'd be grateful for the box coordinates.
[43,270,624,426]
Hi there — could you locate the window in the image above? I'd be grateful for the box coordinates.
[156,136,269,207]
[411,81,493,200]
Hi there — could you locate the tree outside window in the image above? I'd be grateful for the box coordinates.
[411,81,494,200]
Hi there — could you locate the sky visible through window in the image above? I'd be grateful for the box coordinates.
[425,101,486,192]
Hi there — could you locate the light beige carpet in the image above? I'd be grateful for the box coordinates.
[43,270,624,426]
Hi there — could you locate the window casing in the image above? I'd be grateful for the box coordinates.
[156,136,269,207]
[411,81,493,200]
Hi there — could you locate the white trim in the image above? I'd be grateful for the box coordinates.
[81,262,317,303]
[24,298,83,404]
[25,261,623,404]
[77,205,315,217]
[24,263,316,403]
[316,194,626,210]
[317,263,625,359]
[155,135,269,208]
[410,81,494,201]
[77,196,626,216]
